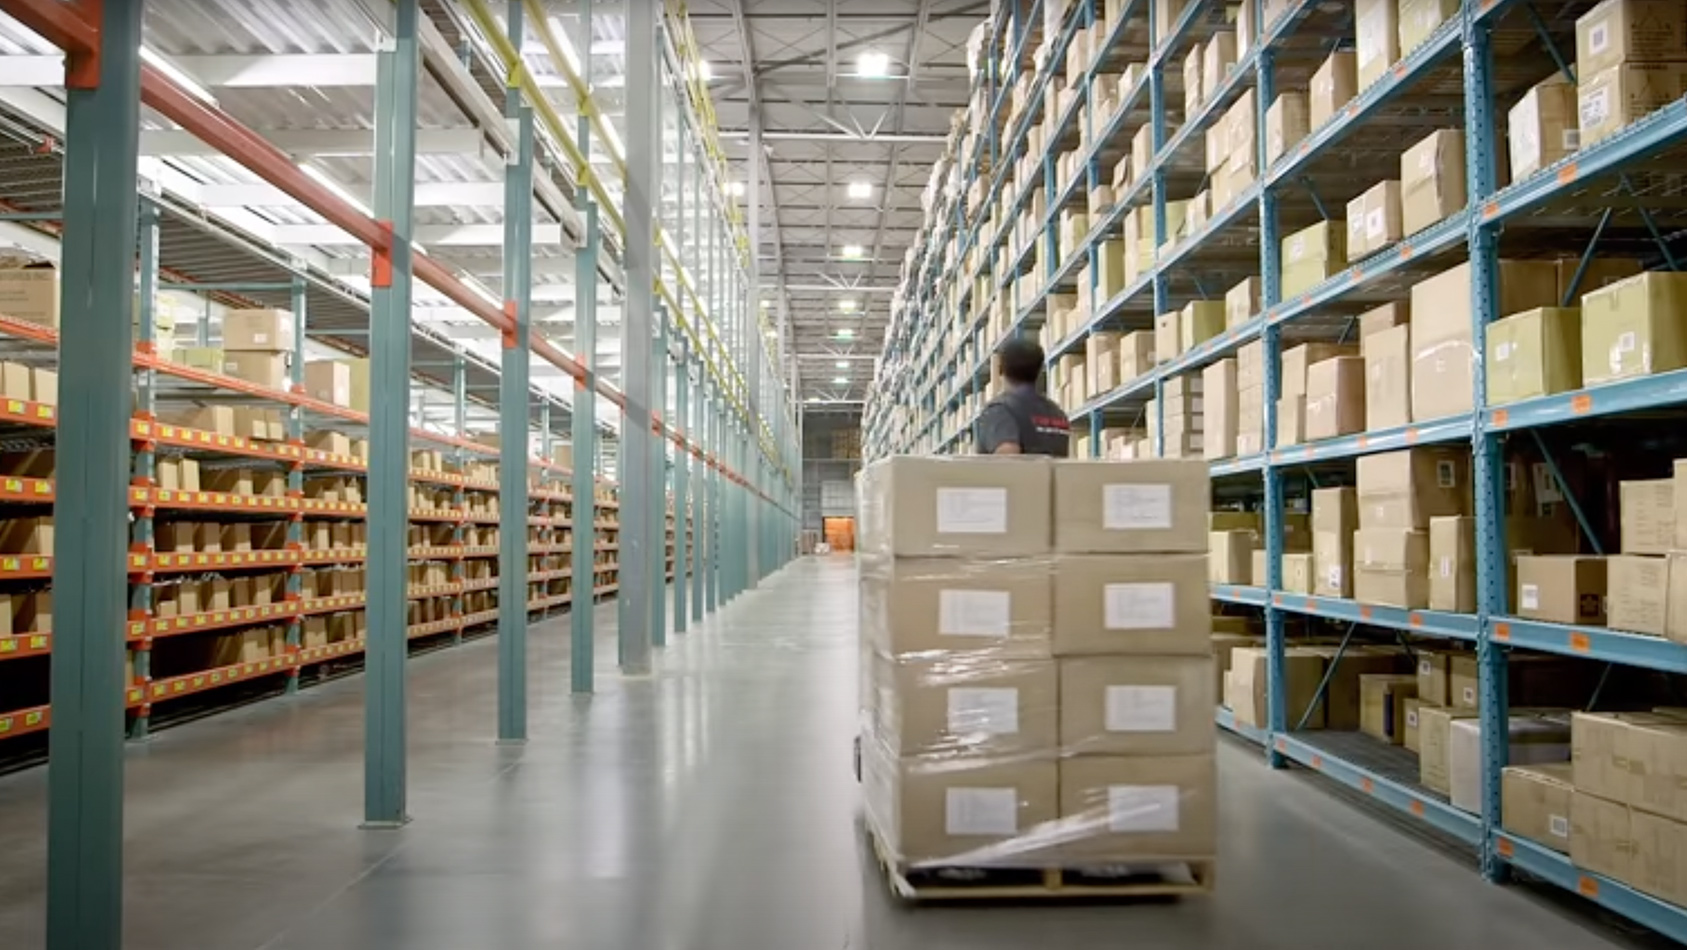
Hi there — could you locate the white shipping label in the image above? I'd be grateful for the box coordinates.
[1108,785,1181,833]
[947,687,1021,736]
[1406,709,1419,728]
[1103,483,1174,530]
[1462,685,1477,705]
[1104,582,1176,630]
[1550,814,1570,839]
[1437,460,1457,488]
[1365,207,1386,239]
[1439,555,1452,578]
[946,787,1020,836]
[1521,583,1541,610]
[1106,685,1177,732]
[1580,87,1610,132]
[1617,331,1637,354]
[935,487,1009,534]
[1326,565,1343,589]
[938,589,1012,638]
[1495,341,1515,362]
[1563,128,1582,150]
[253,332,270,344]
[1419,658,1433,676]
[1515,130,1540,170]
[1589,21,1609,55]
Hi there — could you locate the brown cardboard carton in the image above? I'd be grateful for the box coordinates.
[1486,307,1583,405]
[1310,50,1357,129]
[1579,63,1687,146]
[1631,811,1687,906]
[30,367,55,406]
[1516,555,1607,625]
[1313,529,1353,598]
[1621,478,1674,554]
[1300,646,1407,730]
[858,557,1051,658]
[1581,271,1687,384]
[1559,257,1644,302]
[1404,698,1425,751]
[1211,631,1259,694]
[1281,220,1346,270]
[1416,651,1452,705]
[1429,515,1476,612]
[1364,323,1412,431]
[222,351,290,390]
[858,456,1052,558]
[1575,0,1687,78]
[871,655,1057,758]
[1179,301,1225,353]
[1120,330,1156,377]
[1508,75,1580,181]
[1051,554,1210,656]
[1356,0,1400,89]
[343,358,371,412]
[1399,0,1458,53]
[1210,530,1255,585]
[1155,310,1181,363]
[1359,301,1410,349]
[0,362,28,400]
[1282,551,1314,594]
[1052,459,1209,554]
[1281,342,1357,398]
[1056,754,1216,861]
[1610,555,1669,635]
[1448,654,1481,710]
[1201,359,1238,460]
[1360,674,1419,744]
[1303,356,1365,441]
[1203,30,1237,100]
[1222,278,1261,333]
[861,749,1058,866]
[1400,129,1466,236]
[1229,646,1327,728]
[1410,261,1559,417]
[1503,762,1575,853]
[1345,180,1403,259]
[1058,656,1214,756]
[1355,448,1469,529]
[1572,791,1636,883]
[1419,704,1479,793]
[1276,395,1305,447]
[221,309,296,353]
[1265,91,1309,165]
[1249,549,1267,586]
[304,360,352,406]
[1354,527,1430,607]
[1450,714,1573,812]
[0,265,58,327]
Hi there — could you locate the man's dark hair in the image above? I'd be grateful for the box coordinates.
[998,337,1045,385]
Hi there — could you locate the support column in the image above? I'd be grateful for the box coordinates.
[497,0,535,742]
[651,305,669,647]
[283,277,308,687]
[706,382,720,614]
[692,355,708,624]
[746,113,762,590]
[364,0,420,827]
[1256,30,1287,771]
[49,4,144,944]
[674,338,690,633]
[571,200,600,691]
[618,0,658,673]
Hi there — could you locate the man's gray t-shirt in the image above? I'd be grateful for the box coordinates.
[976,385,1071,456]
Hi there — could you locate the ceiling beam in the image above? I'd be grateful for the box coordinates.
[140,127,485,158]
[273,223,568,246]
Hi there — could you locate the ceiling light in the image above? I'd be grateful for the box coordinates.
[838,298,858,312]
[836,328,856,340]
[835,361,849,369]
[832,376,849,385]
[841,244,865,260]
[729,180,747,197]
[847,181,873,200]
[698,60,714,82]
[858,50,891,78]
[141,47,217,105]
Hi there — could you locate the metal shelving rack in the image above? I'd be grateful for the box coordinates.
[866,0,1687,940]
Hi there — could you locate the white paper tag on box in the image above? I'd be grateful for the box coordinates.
[1365,207,1385,239]
[1104,582,1175,630]
[1419,658,1433,676]
[947,687,1020,735]
[1550,814,1569,839]
[938,589,1012,638]
[1462,685,1477,705]
[1406,709,1419,728]
[1105,685,1177,732]
[946,787,1019,836]
[1107,784,1180,832]
[1102,483,1173,530]
[935,487,1008,534]
[1439,555,1452,578]
[1521,583,1540,610]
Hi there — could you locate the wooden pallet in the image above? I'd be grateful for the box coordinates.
[868,827,1216,901]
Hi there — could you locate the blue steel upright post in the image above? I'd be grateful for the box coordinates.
[693,353,709,623]
[674,336,690,632]
[570,0,599,693]
[1464,5,1509,883]
[1148,2,1168,456]
[497,0,535,742]
[48,3,144,945]
[651,305,669,647]
[1256,16,1287,768]
[365,0,420,827]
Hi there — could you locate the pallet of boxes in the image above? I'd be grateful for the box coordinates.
[857,454,1216,900]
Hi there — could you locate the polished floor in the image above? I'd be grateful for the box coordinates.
[0,557,1664,949]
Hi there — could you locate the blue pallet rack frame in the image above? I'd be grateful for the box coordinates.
[864,0,1687,940]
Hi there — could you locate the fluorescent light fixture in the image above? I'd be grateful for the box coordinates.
[835,361,849,369]
[841,244,865,260]
[847,181,873,200]
[838,298,858,312]
[729,180,747,197]
[141,47,217,105]
[858,50,891,78]
[832,376,849,385]
[835,328,855,340]
[698,60,714,82]
[298,163,373,218]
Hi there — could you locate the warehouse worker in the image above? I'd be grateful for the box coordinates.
[976,337,1071,456]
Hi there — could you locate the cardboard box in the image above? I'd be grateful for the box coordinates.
[1282,551,1315,594]
[871,655,1057,758]
[1359,301,1410,347]
[1203,30,1236,98]
[1516,555,1607,625]
[222,309,296,353]
[1449,654,1483,710]
[1276,395,1305,447]
[1281,220,1346,270]
[1572,790,1637,883]
[1364,323,1412,431]
[1058,656,1214,756]
[1419,704,1479,793]
[1581,271,1687,385]
[1411,259,1560,420]
[1345,180,1403,259]
[858,457,1052,558]
[1416,651,1452,705]
[1312,486,1358,598]
[1631,811,1687,906]
[1360,674,1419,744]
[1504,762,1575,853]
[859,558,1052,658]
[1610,554,1669,635]
[1575,0,1687,78]
[1428,515,1476,612]
[1225,277,1262,329]
[1561,257,1645,303]
[1622,478,1675,554]
[1310,50,1357,129]
[1449,714,1572,813]
[221,351,290,390]
[1399,0,1459,54]
[1400,129,1466,236]
[30,367,55,406]
[1209,530,1255,584]
[1179,301,1225,353]
[1356,0,1400,90]
[1052,459,1209,554]
[1201,359,1238,460]
[0,265,58,328]
[1155,310,1181,363]
[1508,75,1580,181]
[1355,448,1469,529]
[862,750,1058,866]
[1302,356,1365,442]
[1486,307,1583,405]
[304,360,352,406]
[1354,527,1430,607]
[1056,754,1216,861]
[0,362,28,400]
[1229,645,1327,728]
[1051,554,1210,656]
[0,516,52,555]
[1265,91,1309,165]
[1579,63,1687,146]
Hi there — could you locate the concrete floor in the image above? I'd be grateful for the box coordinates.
[0,556,1663,949]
